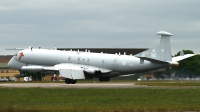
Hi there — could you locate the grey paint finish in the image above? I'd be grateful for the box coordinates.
[8,48,167,78]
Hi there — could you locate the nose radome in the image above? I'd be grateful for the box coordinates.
[7,56,26,70]
[7,58,14,68]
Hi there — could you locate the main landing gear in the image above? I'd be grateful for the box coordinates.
[65,78,77,84]
[99,78,110,82]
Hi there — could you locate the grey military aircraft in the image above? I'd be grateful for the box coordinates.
[7,31,196,84]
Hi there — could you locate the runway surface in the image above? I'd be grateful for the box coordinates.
[0,82,141,88]
[1,82,200,89]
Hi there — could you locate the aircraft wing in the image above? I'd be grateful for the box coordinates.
[21,63,112,79]
[172,54,196,62]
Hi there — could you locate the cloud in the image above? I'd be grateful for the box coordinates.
[0,0,200,55]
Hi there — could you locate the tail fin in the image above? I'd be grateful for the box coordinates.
[136,31,173,62]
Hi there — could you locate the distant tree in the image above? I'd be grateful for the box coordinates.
[174,50,200,77]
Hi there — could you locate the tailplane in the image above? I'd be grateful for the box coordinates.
[135,31,173,62]
[172,53,196,62]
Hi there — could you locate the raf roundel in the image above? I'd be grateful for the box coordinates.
[122,61,126,66]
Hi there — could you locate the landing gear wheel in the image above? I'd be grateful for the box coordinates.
[71,79,77,84]
[65,78,77,84]
[105,78,110,82]
[65,78,70,84]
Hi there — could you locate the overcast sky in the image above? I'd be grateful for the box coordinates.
[0,0,199,55]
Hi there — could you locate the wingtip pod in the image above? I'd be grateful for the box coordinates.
[157,31,173,36]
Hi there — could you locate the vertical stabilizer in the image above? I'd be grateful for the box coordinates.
[158,31,173,61]
[135,31,173,62]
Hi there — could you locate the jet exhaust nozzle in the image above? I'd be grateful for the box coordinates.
[173,62,179,67]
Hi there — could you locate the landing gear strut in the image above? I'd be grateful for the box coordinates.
[99,78,110,82]
[65,78,77,84]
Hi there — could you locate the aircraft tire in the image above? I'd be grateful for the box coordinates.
[105,78,110,82]
[65,78,70,84]
[70,79,77,84]
[99,78,103,82]
[74,79,77,84]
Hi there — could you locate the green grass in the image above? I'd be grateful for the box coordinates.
[0,88,200,111]
[135,80,200,86]
[3,80,200,87]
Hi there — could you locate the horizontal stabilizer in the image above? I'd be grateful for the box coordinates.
[172,54,196,62]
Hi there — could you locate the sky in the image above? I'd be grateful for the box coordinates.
[0,0,199,55]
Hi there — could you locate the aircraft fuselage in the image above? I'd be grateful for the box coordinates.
[8,49,168,78]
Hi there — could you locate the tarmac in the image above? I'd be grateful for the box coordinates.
[0,82,143,88]
[1,82,200,89]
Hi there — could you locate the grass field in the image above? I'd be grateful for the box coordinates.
[135,80,200,86]
[3,80,200,87]
[0,87,200,112]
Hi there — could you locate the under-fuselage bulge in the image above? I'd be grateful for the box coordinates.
[7,31,196,84]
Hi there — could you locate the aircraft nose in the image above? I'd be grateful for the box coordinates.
[7,56,26,70]
[7,57,14,68]
[8,56,17,69]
